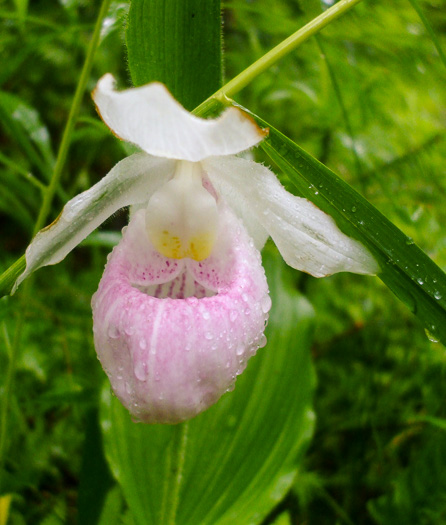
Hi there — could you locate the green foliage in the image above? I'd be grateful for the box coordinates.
[369,430,446,524]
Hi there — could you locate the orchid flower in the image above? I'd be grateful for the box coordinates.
[14,74,378,424]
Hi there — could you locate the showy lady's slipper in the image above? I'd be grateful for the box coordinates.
[14,75,378,424]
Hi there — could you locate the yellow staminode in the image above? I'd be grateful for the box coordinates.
[152,230,216,261]
[146,161,219,261]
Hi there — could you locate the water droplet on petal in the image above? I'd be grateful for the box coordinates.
[205,332,213,340]
[139,338,147,350]
[134,361,147,381]
[202,310,210,320]
[236,344,245,356]
[230,310,239,322]
[108,325,120,339]
[125,325,135,336]
[261,295,272,313]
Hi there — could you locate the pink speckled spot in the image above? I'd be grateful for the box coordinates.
[92,206,270,424]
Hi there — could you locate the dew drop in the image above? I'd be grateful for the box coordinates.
[417,278,424,285]
[351,206,357,212]
[134,361,147,381]
[261,295,272,313]
[425,327,439,343]
[406,237,415,246]
[230,310,239,322]
[139,338,147,350]
[236,344,245,356]
[258,334,267,348]
[434,291,442,300]
[202,310,210,320]
[205,332,213,340]
[108,325,120,339]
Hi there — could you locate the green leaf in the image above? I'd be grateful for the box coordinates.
[126,0,222,110]
[97,486,125,525]
[77,409,114,525]
[234,106,446,345]
[0,91,54,178]
[100,250,316,525]
[368,431,446,524]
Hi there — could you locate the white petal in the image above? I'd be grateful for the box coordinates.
[202,161,269,250]
[14,154,175,291]
[92,74,267,162]
[204,156,379,277]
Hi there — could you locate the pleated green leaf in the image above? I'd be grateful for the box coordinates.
[242,109,446,345]
[126,0,222,110]
[100,250,316,525]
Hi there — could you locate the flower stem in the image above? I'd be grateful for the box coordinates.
[0,282,28,487]
[160,422,189,525]
[407,0,446,70]
[194,0,365,116]
[0,0,112,484]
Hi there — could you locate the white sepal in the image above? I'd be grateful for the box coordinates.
[204,155,379,277]
[14,153,175,291]
[93,74,267,162]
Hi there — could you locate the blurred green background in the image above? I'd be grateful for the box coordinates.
[1,0,445,523]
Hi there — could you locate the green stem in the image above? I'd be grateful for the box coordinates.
[160,422,189,525]
[407,0,446,70]
[33,0,112,236]
[195,0,365,116]
[0,281,28,485]
[0,256,25,298]
[0,0,111,482]
[315,35,365,193]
